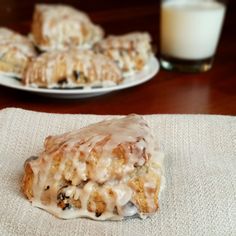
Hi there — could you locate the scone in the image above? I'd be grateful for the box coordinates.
[94,32,153,75]
[22,114,165,220]
[31,4,104,51]
[23,50,123,88]
[0,27,37,78]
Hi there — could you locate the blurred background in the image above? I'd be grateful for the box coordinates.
[0,0,157,43]
[0,0,235,58]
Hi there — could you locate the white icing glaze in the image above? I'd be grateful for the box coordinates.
[24,50,122,88]
[0,27,36,77]
[94,32,152,73]
[26,115,164,220]
[113,184,132,206]
[32,4,103,51]
[0,28,36,59]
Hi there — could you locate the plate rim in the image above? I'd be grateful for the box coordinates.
[0,56,159,96]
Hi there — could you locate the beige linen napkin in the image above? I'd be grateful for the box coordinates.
[0,108,235,236]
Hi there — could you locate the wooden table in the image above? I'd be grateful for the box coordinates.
[0,0,235,115]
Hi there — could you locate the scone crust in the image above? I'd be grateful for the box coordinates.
[31,4,104,51]
[0,28,36,78]
[94,32,152,74]
[22,162,34,200]
[23,50,123,88]
[22,115,164,220]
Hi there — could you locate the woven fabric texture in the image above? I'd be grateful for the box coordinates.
[0,108,235,236]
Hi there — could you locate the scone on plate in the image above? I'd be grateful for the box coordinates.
[94,32,153,75]
[0,28,37,78]
[23,50,123,88]
[22,114,165,220]
[31,4,104,51]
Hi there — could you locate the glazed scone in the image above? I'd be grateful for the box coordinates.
[0,27,37,78]
[94,32,153,75]
[23,50,123,88]
[31,4,104,51]
[22,115,165,220]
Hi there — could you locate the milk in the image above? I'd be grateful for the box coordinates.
[161,0,226,60]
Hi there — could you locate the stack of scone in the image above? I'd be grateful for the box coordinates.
[0,4,154,88]
[22,115,165,220]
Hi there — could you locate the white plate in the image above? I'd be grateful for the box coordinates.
[0,56,159,98]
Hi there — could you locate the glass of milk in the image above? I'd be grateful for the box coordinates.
[160,0,227,72]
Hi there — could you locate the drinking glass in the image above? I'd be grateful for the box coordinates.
[160,0,227,72]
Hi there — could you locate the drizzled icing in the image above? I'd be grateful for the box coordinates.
[0,28,36,58]
[23,115,164,220]
[0,28,37,77]
[23,50,123,88]
[95,32,151,50]
[94,32,152,74]
[32,4,104,51]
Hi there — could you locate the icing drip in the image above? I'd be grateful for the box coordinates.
[24,115,164,220]
[24,50,123,88]
[32,4,104,51]
[0,28,36,60]
[94,32,152,74]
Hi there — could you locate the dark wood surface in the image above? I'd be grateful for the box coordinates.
[0,0,235,115]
